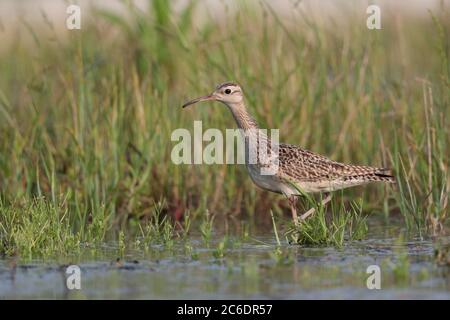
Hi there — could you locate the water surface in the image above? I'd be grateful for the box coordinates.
[1,221,449,299]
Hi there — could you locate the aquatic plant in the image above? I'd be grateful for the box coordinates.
[0,1,448,257]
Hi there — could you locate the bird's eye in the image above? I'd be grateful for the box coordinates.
[224,89,231,94]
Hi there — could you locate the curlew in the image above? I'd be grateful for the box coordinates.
[182,82,395,225]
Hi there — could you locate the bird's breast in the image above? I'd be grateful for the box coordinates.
[245,164,286,194]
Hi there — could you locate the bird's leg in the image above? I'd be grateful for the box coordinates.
[287,195,299,225]
[299,193,332,221]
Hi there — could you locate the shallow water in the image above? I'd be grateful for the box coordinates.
[1,221,449,299]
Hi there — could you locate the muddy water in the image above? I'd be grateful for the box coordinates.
[1,222,449,299]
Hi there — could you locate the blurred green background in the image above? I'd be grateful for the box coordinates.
[0,0,448,257]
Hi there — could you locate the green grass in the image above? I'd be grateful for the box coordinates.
[0,1,448,258]
[137,199,177,248]
[286,194,368,247]
[0,196,84,259]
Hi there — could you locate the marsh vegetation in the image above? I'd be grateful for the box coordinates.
[0,0,448,298]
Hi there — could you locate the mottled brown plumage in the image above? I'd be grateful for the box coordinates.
[278,143,394,193]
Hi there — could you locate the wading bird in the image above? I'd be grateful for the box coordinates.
[182,82,395,225]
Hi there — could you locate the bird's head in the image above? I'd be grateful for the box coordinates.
[182,82,243,108]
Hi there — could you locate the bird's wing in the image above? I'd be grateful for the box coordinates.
[278,144,392,182]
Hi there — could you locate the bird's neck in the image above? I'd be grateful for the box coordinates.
[226,101,260,130]
[226,101,272,147]
[226,101,278,170]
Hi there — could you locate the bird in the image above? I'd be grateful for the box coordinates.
[182,82,395,225]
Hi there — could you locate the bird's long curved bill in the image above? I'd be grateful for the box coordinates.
[182,94,215,108]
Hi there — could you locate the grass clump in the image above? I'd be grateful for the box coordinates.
[200,210,215,245]
[212,236,229,259]
[137,200,177,248]
[286,195,368,248]
[0,196,83,259]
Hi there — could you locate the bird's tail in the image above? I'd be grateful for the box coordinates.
[372,168,396,183]
[343,166,396,184]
